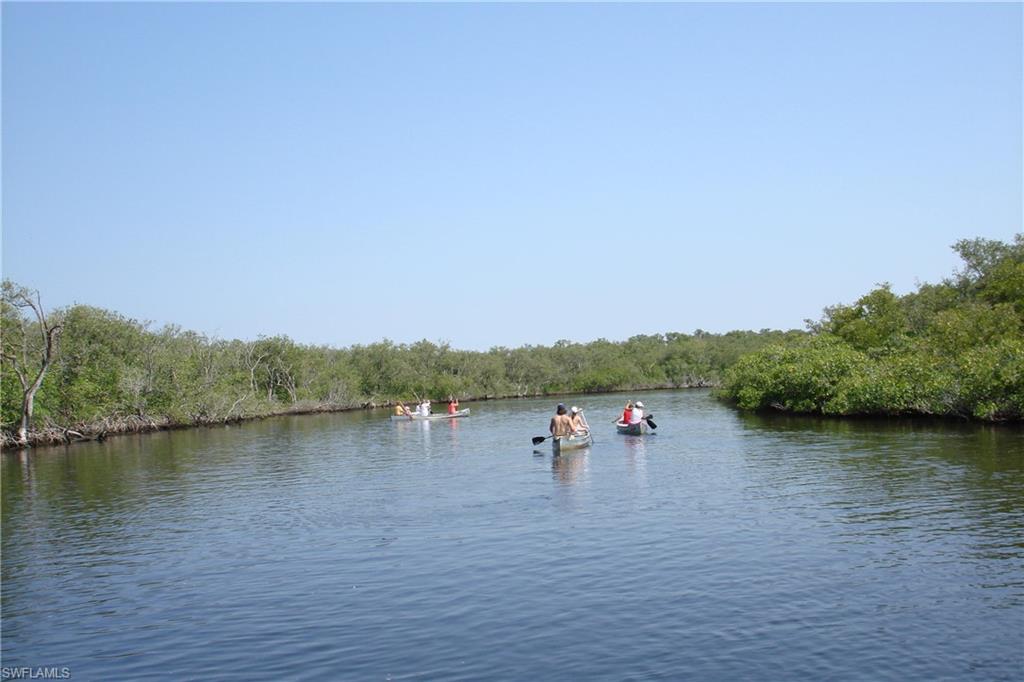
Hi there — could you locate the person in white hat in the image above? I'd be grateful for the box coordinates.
[629,401,645,425]
[569,406,589,435]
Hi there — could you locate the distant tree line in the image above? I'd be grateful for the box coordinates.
[720,234,1023,421]
[0,284,803,447]
[9,234,1013,447]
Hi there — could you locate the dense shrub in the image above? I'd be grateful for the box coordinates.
[1,291,804,440]
[826,351,951,416]
[724,336,867,413]
[721,234,1023,421]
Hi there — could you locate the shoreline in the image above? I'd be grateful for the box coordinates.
[0,382,715,452]
[6,381,1021,453]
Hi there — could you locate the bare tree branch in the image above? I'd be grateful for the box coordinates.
[1,283,63,446]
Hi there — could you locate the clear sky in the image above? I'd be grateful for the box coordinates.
[2,2,1021,350]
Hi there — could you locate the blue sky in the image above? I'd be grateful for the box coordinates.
[3,2,1021,350]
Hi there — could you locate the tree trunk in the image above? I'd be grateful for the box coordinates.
[16,394,32,446]
[2,285,62,447]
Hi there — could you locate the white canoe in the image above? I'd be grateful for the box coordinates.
[552,431,592,453]
[390,408,470,421]
[616,421,647,435]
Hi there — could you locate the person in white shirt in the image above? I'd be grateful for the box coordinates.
[629,401,645,424]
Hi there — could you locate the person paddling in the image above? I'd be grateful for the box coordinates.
[615,401,634,425]
[550,403,574,439]
[629,401,645,425]
[448,396,459,415]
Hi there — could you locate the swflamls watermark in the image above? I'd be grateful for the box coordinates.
[1,668,71,680]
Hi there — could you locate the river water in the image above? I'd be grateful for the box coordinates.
[2,390,1022,680]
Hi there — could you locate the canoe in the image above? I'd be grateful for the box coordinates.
[390,408,471,421]
[552,431,592,453]
[616,420,647,435]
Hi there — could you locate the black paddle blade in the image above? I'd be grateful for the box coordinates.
[645,416,658,429]
[532,436,547,445]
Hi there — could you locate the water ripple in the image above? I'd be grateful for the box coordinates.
[3,392,1022,680]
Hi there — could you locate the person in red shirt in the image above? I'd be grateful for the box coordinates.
[448,396,459,415]
[619,401,633,425]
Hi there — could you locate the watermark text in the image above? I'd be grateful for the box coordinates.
[1,668,71,680]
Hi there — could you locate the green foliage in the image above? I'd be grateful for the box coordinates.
[8,234,1019,437]
[1,285,806,438]
[826,352,951,416]
[977,253,1024,316]
[722,233,1024,421]
[821,284,910,354]
[723,336,868,413]
[955,338,1024,420]
[53,306,147,420]
[925,302,1019,357]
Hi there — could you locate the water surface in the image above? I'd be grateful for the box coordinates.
[3,391,1022,680]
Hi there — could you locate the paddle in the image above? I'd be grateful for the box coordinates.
[645,415,658,429]
[532,434,554,446]
[580,411,594,444]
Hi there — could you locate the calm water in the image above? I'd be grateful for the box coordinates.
[2,390,1022,680]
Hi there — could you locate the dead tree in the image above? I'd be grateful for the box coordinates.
[243,340,267,394]
[1,283,63,447]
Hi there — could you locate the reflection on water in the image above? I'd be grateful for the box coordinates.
[3,390,1022,681]
[622,437,648,492]
[551,448,590,485]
